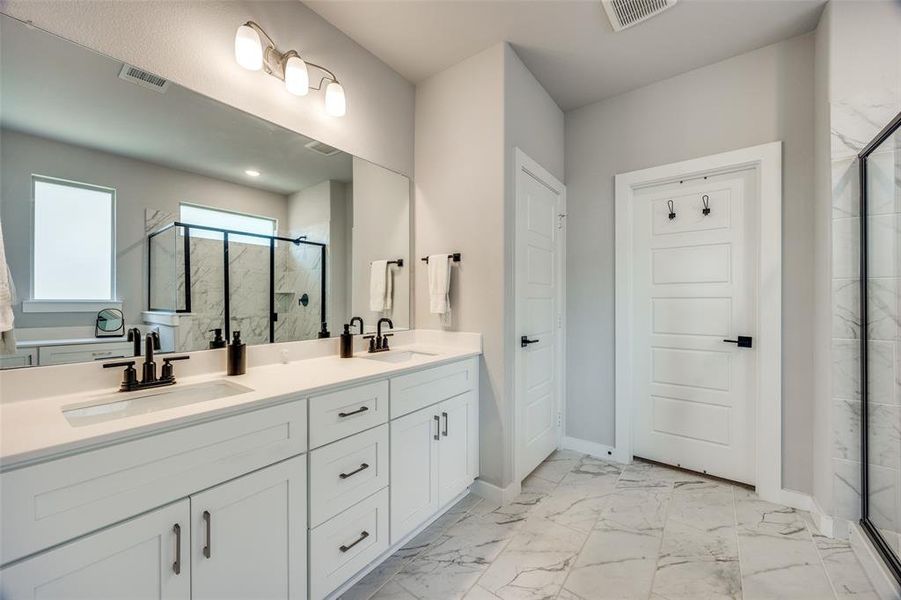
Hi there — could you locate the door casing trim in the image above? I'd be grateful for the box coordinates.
[614,141,782,503]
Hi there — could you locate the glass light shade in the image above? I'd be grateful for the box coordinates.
[234,25,263,71]
[325,81,346,117]
[284,56,310,96]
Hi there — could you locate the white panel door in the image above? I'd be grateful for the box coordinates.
[438,391,478,506]
[191,456,306,600]
[515,151,565,481]
[0,500,190,600]
[390,405,439,544]
[632,170,757,484]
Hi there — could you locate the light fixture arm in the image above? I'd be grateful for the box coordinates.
[241,20,339,87]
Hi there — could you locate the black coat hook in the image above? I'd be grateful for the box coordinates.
[702,194,711,216]
[667,200,676,220]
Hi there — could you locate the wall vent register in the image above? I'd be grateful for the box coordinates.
[118,64,170,93]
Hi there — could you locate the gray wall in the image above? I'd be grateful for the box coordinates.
[0,128,288,329]
[1,1,415,177]
[414,42,563,489]
[564,33,816,493]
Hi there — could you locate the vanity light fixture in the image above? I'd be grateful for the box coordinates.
[234,21,346,117]
[244,169,261,177]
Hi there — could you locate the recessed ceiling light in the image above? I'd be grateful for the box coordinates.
[245,169,261,177]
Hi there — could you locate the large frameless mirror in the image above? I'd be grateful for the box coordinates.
[0,14,410,369]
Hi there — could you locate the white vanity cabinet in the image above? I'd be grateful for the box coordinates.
[0,500,191,600]
[0,354,480,600]
[389,359,479,544]
[191,456,307,600]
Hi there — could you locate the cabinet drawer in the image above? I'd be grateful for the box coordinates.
[309,380,388,449]
[1,399,307,565]
[0,348,37,370]
[390,357,478,418]
[38,341,133,366]
[310,424,388,528]
[310,487,389,600]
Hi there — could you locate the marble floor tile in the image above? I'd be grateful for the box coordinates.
[527,450,583,483]
[476,516,588,600]
[810,529,880,599]
[347,453,879,600]
[651,555,742,600]
[738,528,834,599]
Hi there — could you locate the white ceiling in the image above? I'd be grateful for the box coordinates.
[0,15,352,196]
[305,0,826,111]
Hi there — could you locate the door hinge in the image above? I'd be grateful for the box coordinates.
[557,213,567,229]
[557,313,562,329]
[556,411,562,427]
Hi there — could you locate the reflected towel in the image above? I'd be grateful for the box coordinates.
[369,260,390,312]
[428,254,451,315]
[0,220,16,355]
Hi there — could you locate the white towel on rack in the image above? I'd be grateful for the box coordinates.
[369,260,391,312]
[0,220,17,354]
[428,254,452,315]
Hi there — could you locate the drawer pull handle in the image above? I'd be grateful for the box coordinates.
[202,510,212,558]
[434,414,441,440]
[339,463,370,479]
[339,530,369,553]
[442,412,449,437]
[338,406,369,418]
[173,523,182,575]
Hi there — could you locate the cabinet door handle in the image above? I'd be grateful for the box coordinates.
[339,463,370,479]
[339,530,369,553]
[442,412,448,437]
[338,406,369,418]
[434,415,441,440]
[202,510,212,558]
[172,523,182,575]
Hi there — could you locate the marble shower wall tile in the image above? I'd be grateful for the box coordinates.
[867,278,901,342]
[834,278,862,340]
[833,398,863,463]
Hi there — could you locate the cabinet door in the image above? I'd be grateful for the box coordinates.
[390,406,439,544]
[438,391,479,506]
[0,500,190,600]
[191,455,306,600]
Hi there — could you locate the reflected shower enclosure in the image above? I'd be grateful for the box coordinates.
[148,221,326,352]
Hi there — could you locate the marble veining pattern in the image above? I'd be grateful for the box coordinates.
[343,452,877,600]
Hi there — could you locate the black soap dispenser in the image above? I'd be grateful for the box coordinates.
[339,324,354,358]
[209,328,226,349]
[227,331,246,376]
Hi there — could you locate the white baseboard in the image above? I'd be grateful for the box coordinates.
[808,496,836,538]
[471,477,522,505]
[849,522,901,600]
[560,436,630,464]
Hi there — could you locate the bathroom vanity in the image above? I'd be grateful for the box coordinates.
[0,332,480,600]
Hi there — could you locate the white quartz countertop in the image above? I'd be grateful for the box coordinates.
[0,341,480,469]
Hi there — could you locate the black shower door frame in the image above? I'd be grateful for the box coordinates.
[859,110,901,585]
[147,221,327,343]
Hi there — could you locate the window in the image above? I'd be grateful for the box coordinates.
[179,203,276,247]
[32,176,115,301]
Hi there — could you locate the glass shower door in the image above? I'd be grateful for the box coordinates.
[861,112,901,581]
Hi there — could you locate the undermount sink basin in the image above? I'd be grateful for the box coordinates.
[360,350,438,364]
[63,380,254,427]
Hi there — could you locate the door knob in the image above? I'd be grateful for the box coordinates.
[723,336,753,348]
[521,336,539,348]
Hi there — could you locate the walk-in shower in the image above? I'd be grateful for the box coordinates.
[148,221,327,351]
[860,111,901,583]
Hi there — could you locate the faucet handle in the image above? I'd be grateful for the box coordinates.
[362,335,376,353]
[161,355,189,380]
[103,360,138,390]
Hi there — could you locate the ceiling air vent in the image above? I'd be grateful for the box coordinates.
[118,64,170,93]
[602,0,677,32]
[304,140,341,157]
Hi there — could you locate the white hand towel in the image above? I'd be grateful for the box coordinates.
[369,260,389,312]
[428,254,451,315]
[0,220,14,334]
